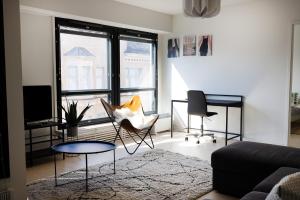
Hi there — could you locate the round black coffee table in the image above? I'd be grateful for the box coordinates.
[52,141,116,192]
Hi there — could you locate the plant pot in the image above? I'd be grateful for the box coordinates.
[67,126,78,137]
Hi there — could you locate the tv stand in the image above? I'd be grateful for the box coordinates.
[25,120,65,166]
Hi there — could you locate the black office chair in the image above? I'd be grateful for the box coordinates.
[185,90,217,144]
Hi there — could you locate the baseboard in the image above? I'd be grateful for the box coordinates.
[152,113,171,133]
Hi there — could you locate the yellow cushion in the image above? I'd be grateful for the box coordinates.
[121,96,142,112]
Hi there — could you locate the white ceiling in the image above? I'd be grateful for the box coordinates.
[113,0,255,15]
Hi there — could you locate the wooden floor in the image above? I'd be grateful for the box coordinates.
[291,120,300,135]
[26,131,238,200]
[289,120,300,148]
[288,134,300,148]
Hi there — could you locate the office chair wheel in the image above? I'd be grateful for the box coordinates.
[185,137,188,141]
[213,138,217,143]
[196,140,200,144]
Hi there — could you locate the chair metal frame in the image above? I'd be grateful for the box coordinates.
[101,98,159,155]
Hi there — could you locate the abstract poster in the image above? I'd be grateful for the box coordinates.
[183,35,196,56]
[198,35,212,56]
[168,38,180,58]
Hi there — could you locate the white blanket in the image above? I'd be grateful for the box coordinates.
[113,107,156,130]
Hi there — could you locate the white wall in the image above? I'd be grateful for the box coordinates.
[292,24,300,94]
[162,0,300,145]
[20,0,172,33]
[3,0,27,199]
[157,35,164,113]
[21,13,53,86]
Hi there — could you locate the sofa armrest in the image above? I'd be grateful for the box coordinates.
[211,141,300,197]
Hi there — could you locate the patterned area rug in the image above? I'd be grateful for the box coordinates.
[27,149,212,200]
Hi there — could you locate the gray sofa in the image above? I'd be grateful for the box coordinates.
[211,141,300,199]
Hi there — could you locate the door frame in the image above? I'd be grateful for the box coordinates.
[287,21,300,145]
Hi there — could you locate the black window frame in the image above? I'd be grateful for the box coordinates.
[55,17,158,126]
[0,0,10,178]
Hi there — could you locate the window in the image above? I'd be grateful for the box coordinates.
[120,38,157,113]
[56,18,157,125]
[57,23,111,123]
[60,29,110,91]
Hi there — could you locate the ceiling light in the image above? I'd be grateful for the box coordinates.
[183,0,221,18]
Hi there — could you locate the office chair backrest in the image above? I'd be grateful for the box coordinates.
[187,90,207,116]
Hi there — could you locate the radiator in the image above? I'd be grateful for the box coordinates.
[77,124,117,141]
[77,124,150,141]
[0,191,10,200]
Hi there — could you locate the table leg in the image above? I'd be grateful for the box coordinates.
[62,128,65,160]
[54,152,57,186]
[50,126,53,146]
[62,126,65,142]
[171,101,173,138]
[187,114,190,133]
[240,105,243,141]
[29,129,33,166]
[85,154,88,192]
[225,106,228,146]
[113,150,116,174]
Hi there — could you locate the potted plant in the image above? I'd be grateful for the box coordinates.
[61,100,92,137]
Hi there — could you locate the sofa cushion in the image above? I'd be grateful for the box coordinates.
[254,167,300,193]
[211,141,300,173]
[240,191,268,200]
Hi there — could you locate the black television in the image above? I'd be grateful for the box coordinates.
[23,85,52,123]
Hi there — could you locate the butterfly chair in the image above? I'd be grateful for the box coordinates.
[101,96,159,155]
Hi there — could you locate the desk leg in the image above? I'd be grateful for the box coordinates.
[54,152,57,186]
[85,154,88,192]
[240,105,243,141]
[29,129,33,166]
[171,101,173,138]
[225,106,228,146]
